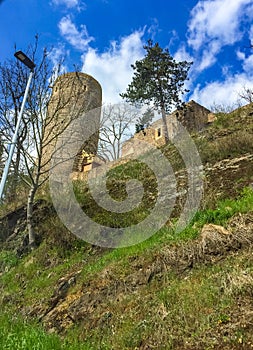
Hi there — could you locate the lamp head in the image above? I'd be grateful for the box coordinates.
[14,51,36,71]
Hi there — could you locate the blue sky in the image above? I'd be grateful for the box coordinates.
[1,0,253,108]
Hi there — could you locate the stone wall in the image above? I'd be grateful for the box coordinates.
[122,100,215,157]
[175,100,215,132]
[42,72,102,174]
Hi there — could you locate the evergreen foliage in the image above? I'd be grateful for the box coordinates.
[120,40,192,141]
[135,107,154,134]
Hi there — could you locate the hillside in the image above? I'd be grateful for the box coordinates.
[0,103,253,349]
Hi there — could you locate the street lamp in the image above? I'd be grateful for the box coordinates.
[14,51,36,71]
[0,51,36,200]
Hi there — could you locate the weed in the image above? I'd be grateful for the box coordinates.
[0,250,19,272]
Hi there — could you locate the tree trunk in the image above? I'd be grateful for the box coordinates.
[161,108,169,143]
[11,148,21,201]
[27,185,37,247]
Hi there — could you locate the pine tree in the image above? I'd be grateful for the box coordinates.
[120,40,192,142]
[135,107,154,134]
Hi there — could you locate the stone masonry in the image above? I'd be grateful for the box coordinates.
[42,72,102,174]
[122,100,216,157]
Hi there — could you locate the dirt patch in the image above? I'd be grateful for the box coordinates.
[161,212,253,274]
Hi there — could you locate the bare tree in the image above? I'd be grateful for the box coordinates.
[0,40,94,247]
[0,136,3,176]
[98,103,140,161]
[23,70,96,247]
[0,44,35,199]
[238,85,253,104]
[209,102,238,114]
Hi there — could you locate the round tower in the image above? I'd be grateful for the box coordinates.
[43,72,102,173]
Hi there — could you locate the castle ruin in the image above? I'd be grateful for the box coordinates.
[42,74,216,177]
[42,72,102,174]
[122,100,216,157]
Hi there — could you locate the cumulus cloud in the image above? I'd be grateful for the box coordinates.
[51,0,85,10]
[48,45,69,74]
[190,73,253,108]
[187,0,252,71]
[174,44,194,63]
[236,48,253,74]
[188,0,247,49]
[56,1,253,109]
[58,15,93,51]
[81,30,145,103]
[177,0,253,108]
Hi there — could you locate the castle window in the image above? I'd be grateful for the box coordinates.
[156,127,162,139]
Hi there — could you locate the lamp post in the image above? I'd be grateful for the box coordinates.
[0,51,35,200]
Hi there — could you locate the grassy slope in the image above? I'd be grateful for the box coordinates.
[0,105,253,349]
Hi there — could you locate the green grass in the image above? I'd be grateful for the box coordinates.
[0,250,19,272]
[194,186,253,227]
[0,313,95,350]
[1,188,253,349]
[72,160,158,229]
[195,109,253,164]
[63,255,252,349]
[1,102,253,349]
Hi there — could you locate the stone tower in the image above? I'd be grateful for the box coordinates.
[42,72,102,173]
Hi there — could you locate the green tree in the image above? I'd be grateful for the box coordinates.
[120,40,192,142]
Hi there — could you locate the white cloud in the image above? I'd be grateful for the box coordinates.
[243,55,253,73]
[190,73,253,108]
[237,51,253,74]
[48,45,68,65]
[250,24,253,45]
[187,0,253,71]
[174,44,194,63]
[236,22,253,74]
[236,50,246,61]
[81,30,145,103]
[51,0,84,10]
[195,48,217,71]
[58,15,93,51]
[147,18,160,40]
[48,45,69,75]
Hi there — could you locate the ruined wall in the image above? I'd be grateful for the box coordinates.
[42,72,102,173]
[122,100,215,158]
[175,100,214,132]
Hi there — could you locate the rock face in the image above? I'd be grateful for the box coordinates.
[0,206,26,242]
[0,200,54,255]
[42,72,102,174]
[122,100,215,157]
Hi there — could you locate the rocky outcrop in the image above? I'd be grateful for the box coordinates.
[0,200,54,255]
